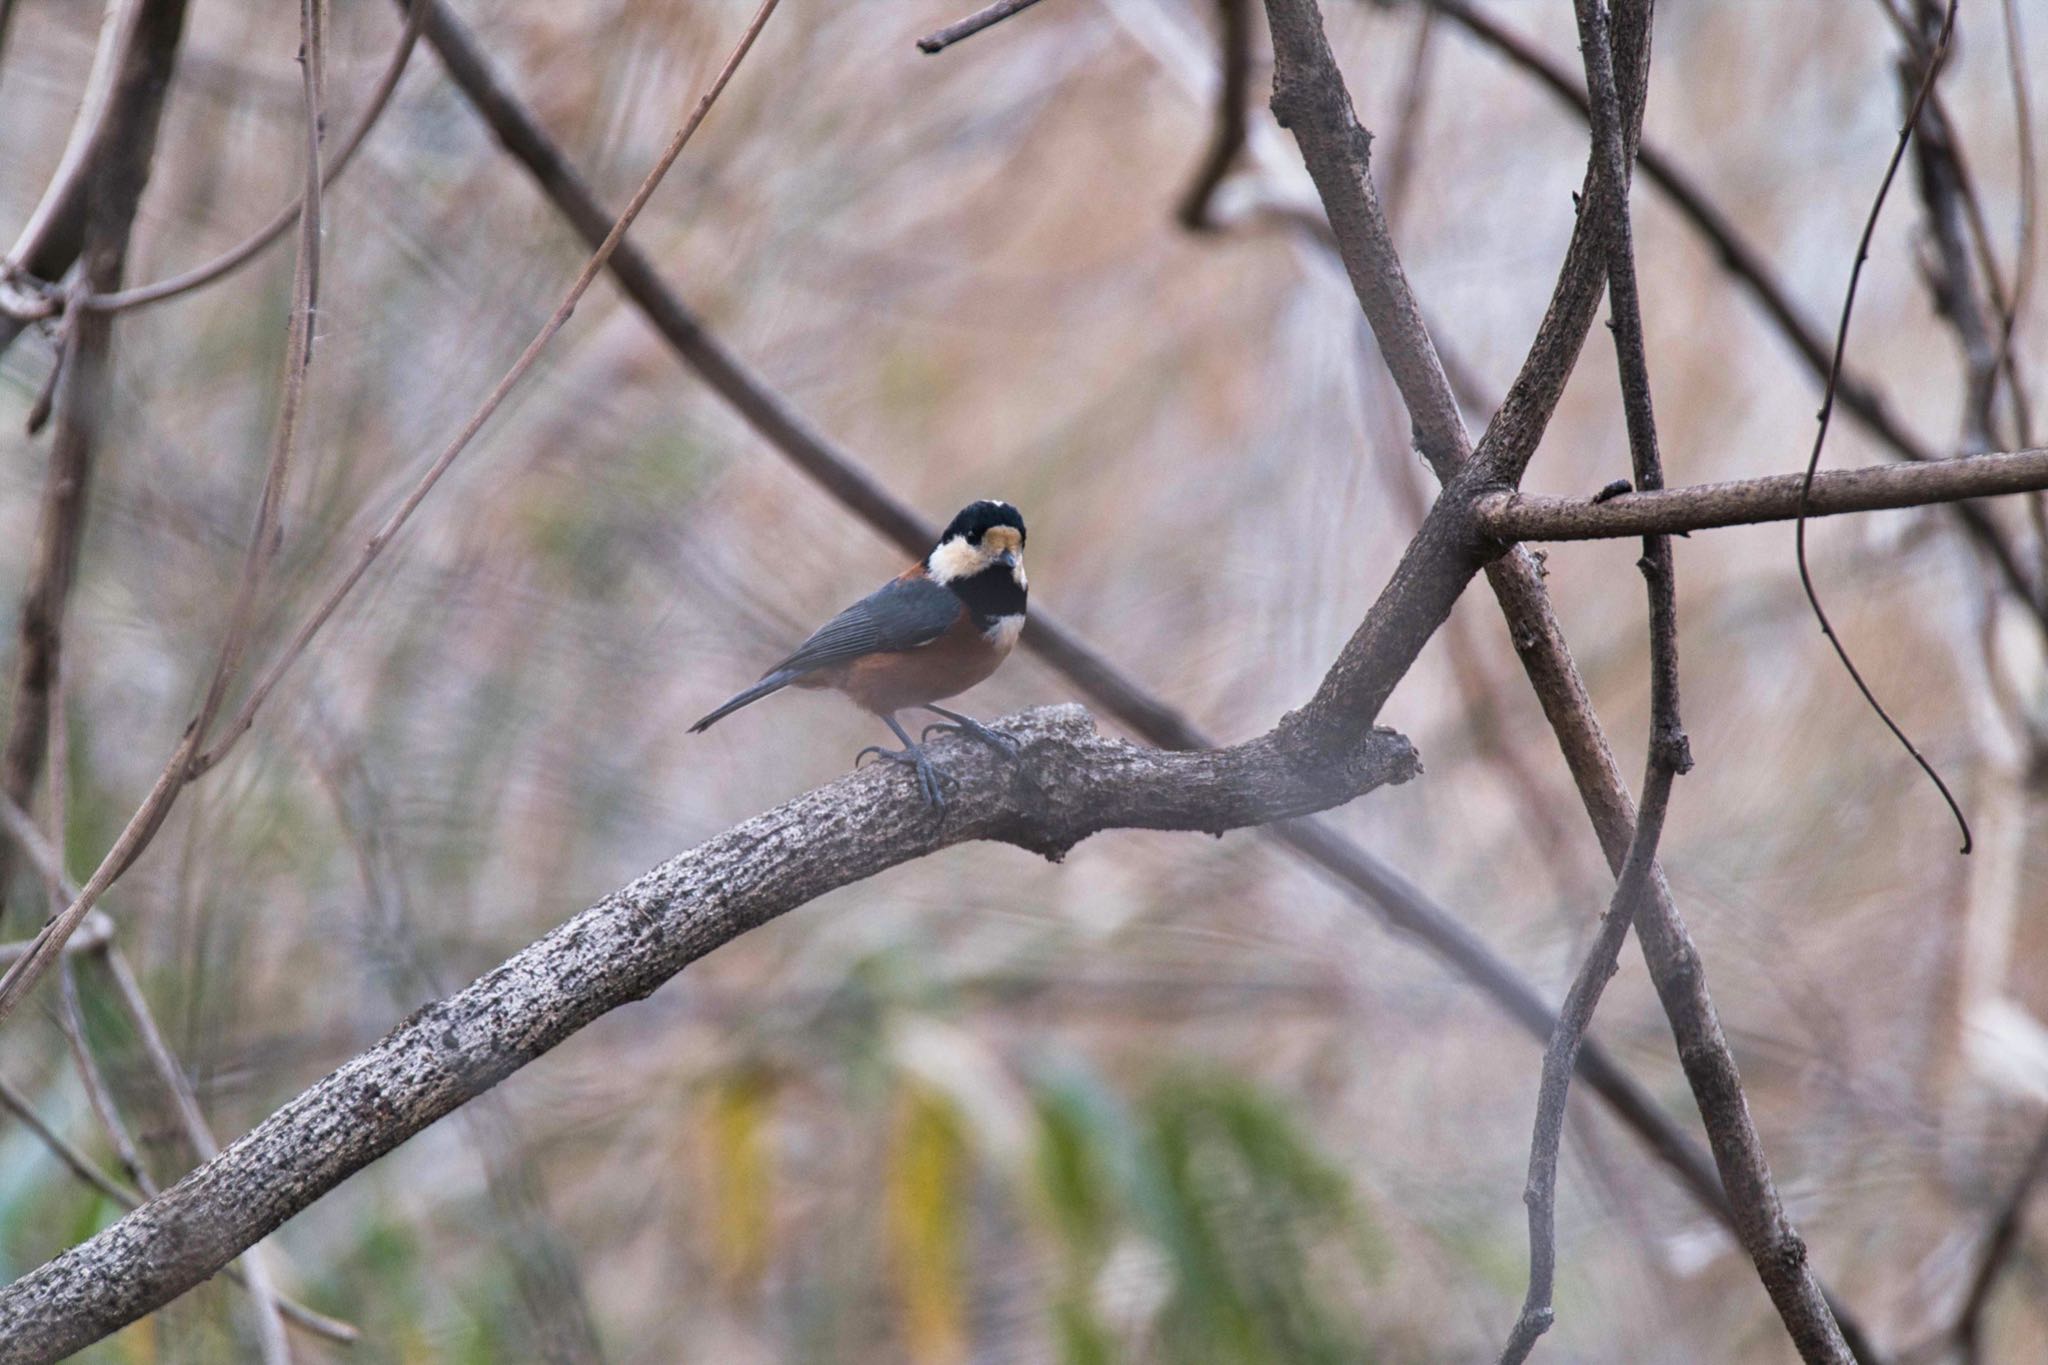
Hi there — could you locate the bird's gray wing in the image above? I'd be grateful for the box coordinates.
[771,574,961,678]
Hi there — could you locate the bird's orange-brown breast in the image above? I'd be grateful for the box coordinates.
[800,601,1013,715]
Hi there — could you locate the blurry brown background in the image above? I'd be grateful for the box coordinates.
[1,0,2045,1360]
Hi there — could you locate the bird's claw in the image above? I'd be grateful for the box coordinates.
[853,744,953,809]
[920,717,1021,759]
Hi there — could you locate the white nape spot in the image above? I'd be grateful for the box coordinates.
[984,614,1026,651]
[928,535,984,584]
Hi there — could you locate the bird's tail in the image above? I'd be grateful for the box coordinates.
[689,668,801,733]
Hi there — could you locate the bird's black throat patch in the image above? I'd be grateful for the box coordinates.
[947,563,1027,626]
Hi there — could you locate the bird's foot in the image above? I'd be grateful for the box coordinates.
[919,714,1021,759]
[853,743,953,808]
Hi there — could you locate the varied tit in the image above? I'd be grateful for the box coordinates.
[690,500,1029,808]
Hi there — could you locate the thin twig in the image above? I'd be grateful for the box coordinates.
[0,1072,138,1208]
[1,0,148,279]
[0,911,114,963]
[184,0,787,779]
[21,289,76,436]
[1993,0,2037,441]
[1175,0,1251,230]
[44,662,151,1196]
[1950,1117,2048,1361]
[916,0,1051,54]
[1795,0,1970,855]
[1503,2,1697,1356]
[101,943,290,1362]
[81,0,429,315]
[1907,21,2005,457]
[1378,6,1438,231]
[1502,762,1676,1363]
[57,960,150,1192]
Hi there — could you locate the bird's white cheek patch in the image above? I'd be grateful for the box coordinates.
[928,537,980,583]
[984,614,1025,651]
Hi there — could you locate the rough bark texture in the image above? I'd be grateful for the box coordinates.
[0,707,1415,1364]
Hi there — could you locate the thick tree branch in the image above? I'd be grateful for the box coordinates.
[0,707,1417,1362]
[1478,446,2048,542]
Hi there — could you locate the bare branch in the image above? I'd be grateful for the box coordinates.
[0,913,113,964]
[1479,447,2048,542]
[916,0,1051,54]
[1993,0,2037,442]
[1503,1,1697,1354]
[0,706,1417,1361]
[1502,761,1675,1363]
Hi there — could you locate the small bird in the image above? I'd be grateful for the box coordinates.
[690,500,1029,807]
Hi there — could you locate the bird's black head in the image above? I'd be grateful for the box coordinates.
[927,500,1027,623]
[937,499,1026,552]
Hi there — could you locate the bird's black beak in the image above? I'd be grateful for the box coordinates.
[997,551,1018,570]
